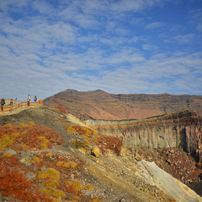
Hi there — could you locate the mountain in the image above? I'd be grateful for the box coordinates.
[43,89,202,120]
[0,105,202,202]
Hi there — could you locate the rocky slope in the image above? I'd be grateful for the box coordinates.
[85,109,202,186]
[0,106,201,202]
[43,89,202,120]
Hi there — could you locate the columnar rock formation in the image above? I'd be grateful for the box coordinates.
[85,110,202,163]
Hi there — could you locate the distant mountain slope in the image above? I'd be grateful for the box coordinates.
[43,89,202,120]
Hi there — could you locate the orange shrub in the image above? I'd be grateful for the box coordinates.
[56,106,67,113]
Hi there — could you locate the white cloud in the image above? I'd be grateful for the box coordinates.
[145,22,165,29]
[142,44,157,51]
[0,0,202,100]
[165,34,195,44]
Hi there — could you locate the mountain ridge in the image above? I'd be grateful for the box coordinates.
[44,89,202,120]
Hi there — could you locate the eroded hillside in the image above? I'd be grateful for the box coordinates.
[0,106,201,202]
[43,89,202,120]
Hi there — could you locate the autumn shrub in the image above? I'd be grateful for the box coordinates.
[40,186,66,198]
[1,135,13,146]
[29,121,36,126]
[33,157,41,163]
[85,184,93,191]
[0,144,6,150]
[46,152,53,157]
[37,168,60,181]
[38,136,49,143]
[41,144,48,149]
[56,106,67,113]
[56,161,63,166]
[3,152,12,157]
[18,123,27,128]
[21,144,28,150]
[0,163,51,201]
[11,132,20,140]
[3,123,13,128]
[42,180,59,188]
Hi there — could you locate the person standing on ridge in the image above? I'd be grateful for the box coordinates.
[27,94,31,106]
[34,95,37,103]
[1,98,5,111]
[10,99,13,107]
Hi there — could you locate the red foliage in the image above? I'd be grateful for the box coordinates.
[0,124,64,151]
[0,162,52,201]
[56,106,67,113]
[97,136,123,156]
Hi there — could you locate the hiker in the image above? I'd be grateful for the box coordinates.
[27,94,31,106]
[1,98,5,111]
[10,99,13,107]
[34,95,37,103]
[10,99,13,112]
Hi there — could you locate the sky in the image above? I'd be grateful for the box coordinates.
[0,0,202,101]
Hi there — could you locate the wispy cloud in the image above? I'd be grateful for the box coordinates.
[165,34,195,44]
[0,0,202,100]
[145,22,165,29]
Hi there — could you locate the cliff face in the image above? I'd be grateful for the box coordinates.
[85,110,202,162]
[43,89,202,120]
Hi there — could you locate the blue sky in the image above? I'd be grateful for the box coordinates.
[0,0,202,101]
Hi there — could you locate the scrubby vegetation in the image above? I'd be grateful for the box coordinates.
[0,123,102,202]
[66,125,123,156]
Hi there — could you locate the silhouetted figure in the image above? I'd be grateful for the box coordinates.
[34,95,37,103]
[1,98,5,111]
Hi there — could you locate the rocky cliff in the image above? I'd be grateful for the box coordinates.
[44,89,202,120]
[85,110,202,162]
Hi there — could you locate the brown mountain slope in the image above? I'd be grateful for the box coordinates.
[43,89,202,120]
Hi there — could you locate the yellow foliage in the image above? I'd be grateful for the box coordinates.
[85,129,92,137]
[18,123,27,128]
[42,180,59,188]
[93,138,98,143]
[70,162,77,168]
[33,157,41,163]
[1,135,13,146]
[46,152,53,157]
[40,186,66,198]
[63,162,70,168]
[24,158,31,163]
[41,144,48,149]
[21,131,27,135]
[71,195,80,199]
[93,132,99,138]
[72,181,83,191]
[29,121,35,126]
[11,133,20,140]
[3,152,12,157]
[56,161,63,166]
[4,123,13,128]
[65,181,73,186]
[66,125,76,134]
[0,144,6,150]
[37,168,60,180]
[21,144,28,150]
[38,136,49,143]
[85,184,93,191]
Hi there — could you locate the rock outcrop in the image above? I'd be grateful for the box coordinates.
[85,110,202,162]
